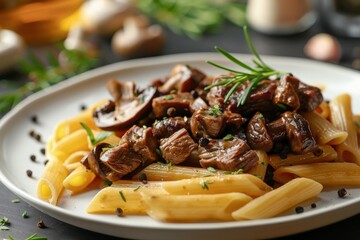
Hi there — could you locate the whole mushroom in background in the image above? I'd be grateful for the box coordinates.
[0,29,26,74]
[111,15,166,58]
[80,0,137,36]
[304,33,342,63]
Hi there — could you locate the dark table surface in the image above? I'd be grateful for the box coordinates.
[1,11,360,240]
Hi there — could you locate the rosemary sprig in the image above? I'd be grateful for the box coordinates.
[136,0,246,39]
[206,26,287,106]
[0,46,98,114]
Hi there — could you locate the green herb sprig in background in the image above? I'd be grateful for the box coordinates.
[0,47,98,114]
[136,0,246,39]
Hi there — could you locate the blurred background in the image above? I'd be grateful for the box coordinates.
[1,0,360,116]
[0,0,360,239]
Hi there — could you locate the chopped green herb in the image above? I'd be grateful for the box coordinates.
[139,96,145,104]
[201,179,214,190]
[7,235,15,240]
[22,211,28,218]
[276,103,287,110]
[258,113,264,118]
[104,180,112,186]
[80,122,113,146]
[11,199,20,203]
[223,169,244,175]
[163,95,174,100]
[207,166,217,173]
[355,121,360,129]
[119,191,127,202]
[0,216,9,225]
[183,116,188,122]
[207,105,223,117]
[202,174,214,177]
[223,134,234,141]
[133,186,141,192]
[0,226,9,231]
[25,233,48,240]
[261,161,266,167]
[155,148,162,156]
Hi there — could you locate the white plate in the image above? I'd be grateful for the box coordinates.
[1,53,360,240]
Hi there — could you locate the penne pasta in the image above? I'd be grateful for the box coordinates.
[63,165,96,194]
[315,100,330,119]
[273,162,360,186]
[161,174,272,197]
[232,178,323,220]
[304,111,348,145]
[37,159,69,205]
[51,129,91,162]
[141,192,252,222]
[248,150,269,180]
[268,145,338,169]
[132,163,226,181]
[52,99,107,142]
[329,94,360,164]
[87,186,165,214]
[63,151,89,172]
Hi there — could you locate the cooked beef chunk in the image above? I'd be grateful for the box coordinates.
[281,111,317,154]
[195,75,213,100]
[267,117,287,142]
[82,143,124,181]
[235,80,278,116]
[297,81,323,111]
[121,125,159,163]
[198,137,259,172]
[190,107,225,140]
[152,92,194,118]
[152,116,189,139]
[246,112,273,152]
[224,110,247,131]
[190,97,208,113]
[159,129,198,164]
[158,64,206,93]
[100,142,144,181]
[274,76,300,110]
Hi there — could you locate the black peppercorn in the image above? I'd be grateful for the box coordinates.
[295,206,304,214]
[311,203,317,208]
[26,170,33,178]
[44,159,49,166]
[30,155,36,162]
[37,219,46,228]
[115,208,124,217]
[40,148,46,155]
[138,173,148,184]
[338,188,348,198]
[31,115,38,124]
[199,137,210,147]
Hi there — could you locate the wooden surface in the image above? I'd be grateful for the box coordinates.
[0,11,360,240]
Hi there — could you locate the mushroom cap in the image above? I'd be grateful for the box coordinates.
[0,29,26,74]
[93,80,157,131]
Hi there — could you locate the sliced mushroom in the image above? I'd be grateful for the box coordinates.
[111,15,165,57]
[93,79,157,131]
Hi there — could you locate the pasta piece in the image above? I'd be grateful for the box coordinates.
[141,192,252,222]
[232,178,323,220]
[268,145,338,169]
[87,186,165,214]
[51,129,90,162]
[329,94,360,164]
[248,150,269,180]
[161,174,272,197]
[63,165,96,194]
[63,151,89,172]
[273,162,360,186]
[304,111,348,145]
[52,99,107,142]
[132,163,225,181]
[37,159,69,205]
[315,100,330,119]
[354,114,360,147]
